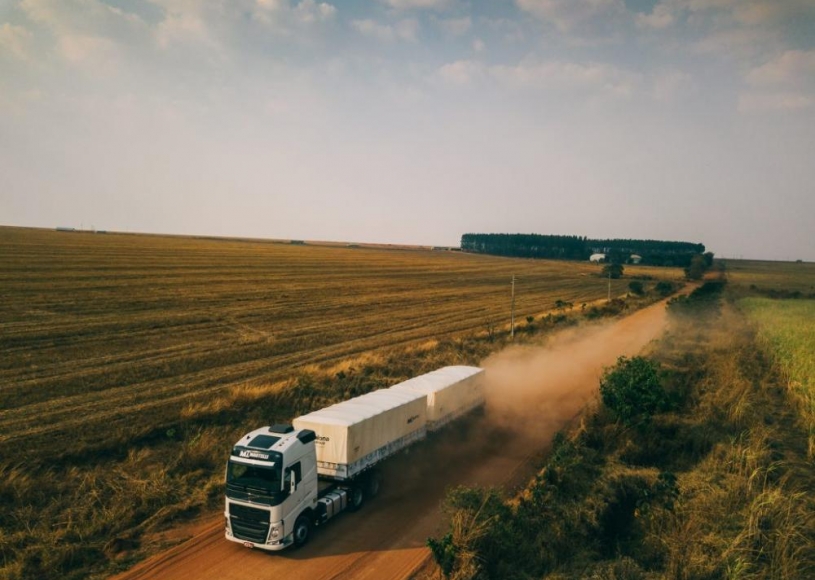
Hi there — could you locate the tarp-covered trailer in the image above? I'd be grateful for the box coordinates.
[292,388,427,481]
[226,366,485,551]
[389,366,485,431]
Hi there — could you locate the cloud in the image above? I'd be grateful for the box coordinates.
[738,92,813,113]
[741,50,815,114]
[435,16,471,36]
[254,0,337,27]
[0,23,33,60]
[472,38,485,53]
[635,3,675,29]
[692,27,775,59]
[293,0,337,23]
[745,50,815,87]
[59,34,119,70]
[151,1,338,48]
[729,0,814,26]
[516,0,628,37]
[438,59,484,84]
[15,0,145,70]
[375,0,451,9]
[652,70,697,101]
[490,59,639,97]
[437,57,639,98]
[351,18,419,42]
[20,0,146,38]
[154,6,214,51]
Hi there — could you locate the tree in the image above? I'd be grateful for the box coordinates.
[685,254,706,280]
[602,263,624,279]
[600,356,669,426]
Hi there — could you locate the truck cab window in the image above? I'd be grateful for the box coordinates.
[285,462,302,485]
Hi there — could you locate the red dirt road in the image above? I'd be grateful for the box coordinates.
[112,299,671,580]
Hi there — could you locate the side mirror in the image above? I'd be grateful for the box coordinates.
[289,470,297,493]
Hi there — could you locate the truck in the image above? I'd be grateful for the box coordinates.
[224,365,484,551]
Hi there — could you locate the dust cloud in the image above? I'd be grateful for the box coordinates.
[482,301,670,443]
[384,300,671,500]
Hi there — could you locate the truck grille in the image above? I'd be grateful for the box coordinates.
[229,503,270,544]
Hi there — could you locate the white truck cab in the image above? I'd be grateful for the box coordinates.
[224,425,319,550]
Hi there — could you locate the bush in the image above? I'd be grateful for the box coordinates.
[655,281,674,296]
[628,281,645,296]
[600,356,670,427]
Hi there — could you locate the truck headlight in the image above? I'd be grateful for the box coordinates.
[269,522,282,540]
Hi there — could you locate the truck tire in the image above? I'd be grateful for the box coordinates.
[293,513,311,548]
[347,485,364,512]
[364,470,381,498]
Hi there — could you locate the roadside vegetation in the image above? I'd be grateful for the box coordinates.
[427,279,815,579]
[0,227,680,580]
[740,298,815,457]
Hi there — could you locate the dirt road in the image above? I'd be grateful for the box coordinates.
[112,298,671,580]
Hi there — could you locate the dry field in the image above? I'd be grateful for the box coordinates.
[724,258,815,294]
[0,226,679,463]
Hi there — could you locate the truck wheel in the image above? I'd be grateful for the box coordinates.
[347,486,364,512]
[364,471,381,498]
[293,514,311,548]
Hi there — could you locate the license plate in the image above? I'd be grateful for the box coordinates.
[243,542,254,549]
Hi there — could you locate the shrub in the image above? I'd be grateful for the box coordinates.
[600,356,670,427]
[628,281,645,296]
[655,281,674,296]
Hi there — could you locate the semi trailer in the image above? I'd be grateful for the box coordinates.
[224,365,484,551]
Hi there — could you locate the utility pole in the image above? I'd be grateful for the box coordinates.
[511,274,516,339]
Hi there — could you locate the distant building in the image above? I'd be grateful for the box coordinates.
[630,254,642,264]
[589,253,606,263]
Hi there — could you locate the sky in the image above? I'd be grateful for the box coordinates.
[1,0,814,261]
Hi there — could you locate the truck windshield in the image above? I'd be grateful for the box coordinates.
[227,460,281,494]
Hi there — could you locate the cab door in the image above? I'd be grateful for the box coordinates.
[283,461,307,534]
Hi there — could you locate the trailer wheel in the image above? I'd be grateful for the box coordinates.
[347,486,365,512]
[364,471,381,498]
[293,514,311,548]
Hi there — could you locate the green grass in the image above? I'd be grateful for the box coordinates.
[740,298,815,456]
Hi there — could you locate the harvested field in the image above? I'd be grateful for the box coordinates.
[724,258,815,294]
[0,226,679,462]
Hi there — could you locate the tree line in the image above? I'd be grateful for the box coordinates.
[460,233,706,267]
